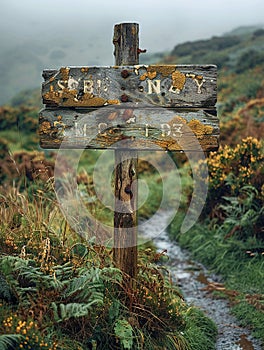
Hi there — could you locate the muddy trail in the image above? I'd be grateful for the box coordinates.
[139,211,263,350]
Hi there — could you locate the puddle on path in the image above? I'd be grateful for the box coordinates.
[139,211,263,350]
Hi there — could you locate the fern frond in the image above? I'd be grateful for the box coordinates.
[114,319,133,349]
[0,273,16,303]
[63,271,103,301]
[51,300,104,323]
[0,334,23,349]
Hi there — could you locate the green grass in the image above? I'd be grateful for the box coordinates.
[231,302,264,341]
[183,308,217,350]
[0,154,218,350]
[0,130,39,152]
[168,214,264,342]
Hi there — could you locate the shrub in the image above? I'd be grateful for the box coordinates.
[235,50,264,73]
[171,36,241,57]
[196,138,264,235]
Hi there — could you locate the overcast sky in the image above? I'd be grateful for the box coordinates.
[0,0,263,64]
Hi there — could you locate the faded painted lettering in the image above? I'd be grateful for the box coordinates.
[147,79,161,94]
[161,123,183,137]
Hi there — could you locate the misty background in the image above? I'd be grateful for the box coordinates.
[0,0,263,105]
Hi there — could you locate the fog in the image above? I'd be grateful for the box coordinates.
[1,0,264,63]
[0,0,263,103]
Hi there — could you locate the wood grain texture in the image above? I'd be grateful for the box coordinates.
[39,106,219,151]
[113,150,138,280]
[112,23,138,284]
[42,65,217,108]
[113,22,139,65]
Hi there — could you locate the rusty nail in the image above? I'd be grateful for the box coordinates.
[137,48,147,54]
[121,94,129,102]
[121,70,129,78]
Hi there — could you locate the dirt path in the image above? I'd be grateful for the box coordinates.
[139,211,263,350]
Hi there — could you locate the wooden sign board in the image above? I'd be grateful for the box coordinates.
[40,64,218,151]
[39,106,218,151]
[42,65,217,108]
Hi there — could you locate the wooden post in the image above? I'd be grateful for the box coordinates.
[113,23,139,282]
[39,23,219,283]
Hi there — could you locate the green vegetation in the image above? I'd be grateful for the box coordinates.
[169,210,264,341]
[0,111,216,348]
[168,112,264,343]
[0,179,217,349]
[168,26,264,71]
[1,24,264,348]
[162,25,264,345]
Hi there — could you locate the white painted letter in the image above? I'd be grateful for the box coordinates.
[172,124,183,137]
[98,123,108,135]
[160,123,171,137]
[58,80,67,92]
[169,85,180,94]
[68,76,79,90]
[145,124,149,138]
[84,80,94,94]
[74,121,78,136]
[83,124,87,137]
[147,79,161,94]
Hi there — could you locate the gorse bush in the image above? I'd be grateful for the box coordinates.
[196,137,264,231]
[0,314,57,349]
[169,135,264,343]
[208,137,263,193]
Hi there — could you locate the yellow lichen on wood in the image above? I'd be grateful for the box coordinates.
[107,99,120,105]
[171,71,186,91]
[43,91,60,105]
[139,73,148,81]
[131,26,137,36]
[39,121,51,134]
[168,116,188,126]
[147,71,157,80]
[43,85,116,106]
[149,65,176,77]
[43,88,76,105]
[58,89,78,105]
[72,96,106,107]
[60,67,70,81]
[204,125,214,134]
[156,139,180,151]
[146,66,157,80]
[140,65,176,80]
[188,119,213,138]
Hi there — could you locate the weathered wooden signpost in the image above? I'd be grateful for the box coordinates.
[39,23,218,283]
